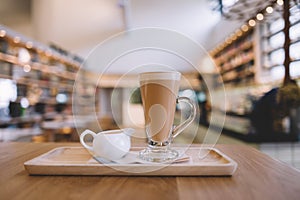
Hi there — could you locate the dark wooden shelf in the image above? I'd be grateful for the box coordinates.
[223,71,254,84]
[0,52,77,81]
[0,32,81,70]
[212,28,255,85]
[0,73,73,92]
[0,27,99,120]
[220,56,254,75]
[214,41,253,65]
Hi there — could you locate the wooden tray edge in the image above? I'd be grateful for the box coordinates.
[24,146,238,176]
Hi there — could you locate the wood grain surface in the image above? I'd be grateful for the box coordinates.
[1,142,300,200]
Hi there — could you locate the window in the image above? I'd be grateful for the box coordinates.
[262,4,300,81]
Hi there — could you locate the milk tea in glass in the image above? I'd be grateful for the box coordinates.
[139,71,196,162]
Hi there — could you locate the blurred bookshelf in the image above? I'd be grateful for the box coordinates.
[208,3,300,142]
[0,25,98,142]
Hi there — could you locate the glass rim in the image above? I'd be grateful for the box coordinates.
[139,71,181,81]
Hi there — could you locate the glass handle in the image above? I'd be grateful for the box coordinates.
[172,96,197,139]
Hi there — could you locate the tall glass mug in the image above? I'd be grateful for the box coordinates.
[139,71,197,162]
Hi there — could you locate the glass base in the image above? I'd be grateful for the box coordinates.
[139,147,179,163]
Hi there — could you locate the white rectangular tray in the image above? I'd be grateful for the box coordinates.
[24,146,238,176]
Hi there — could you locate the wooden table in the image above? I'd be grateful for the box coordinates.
[1,142,300,200]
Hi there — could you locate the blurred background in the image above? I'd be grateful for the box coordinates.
[0,0,300,169]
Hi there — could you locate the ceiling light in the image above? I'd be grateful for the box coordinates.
[23,64,31,72]
[225,38,232,44]
[56,93,68,103]
[232,36,237,41]
[277,0,283,6]
[256,13,264,21]
[236,29,243,36]
[20,97,29,108]
[0,30,6,37]
[241,25,249,32]
[14,36,21,43]
[266,6,274,14]
[248,19,256,27]
[26,41,33,49]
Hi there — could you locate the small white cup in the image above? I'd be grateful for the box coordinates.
[80,128,134,160]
